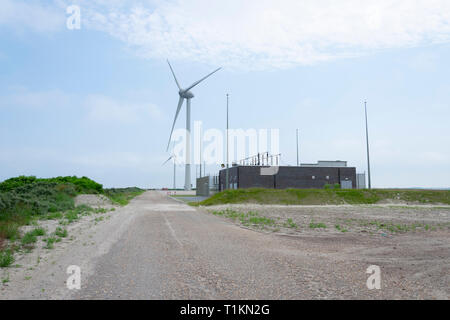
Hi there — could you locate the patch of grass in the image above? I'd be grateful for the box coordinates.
[211,209,275,228]
[76,204,93,213]
[197,188,450,206]
[335,224,348,232]
[44,237,57,249]
[54,227,68,238]
[32,227,46,236]
[283,218,298,229]
[104,188,144,206]
[309,222,327,229]
[94,208,108,214]
[356,219,439,234]
[0,222,20,241]
[45,212,63,220]
[20,227,46,246]
[248,216,275,226]
[0,249,14,268]
[64,210,79,223]
[21,232,37,245]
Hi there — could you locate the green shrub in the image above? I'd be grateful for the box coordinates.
[0,222,20,240]
[0,176,102,194]
[20,227,46,245]
[31,227,46,237]
[54,227,68,238]
[21,232,37,245]
[0,249,14,267]
[44,237,57,249]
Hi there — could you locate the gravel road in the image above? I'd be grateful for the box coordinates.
[1,191,448,299]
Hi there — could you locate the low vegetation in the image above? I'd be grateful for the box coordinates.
[309,222,327,229]
[211,209,276,229]
[194,188,450,206]
[210,208,304,232]
[0,175,144,267]
[0,249,14,268]
[104,188,145,206]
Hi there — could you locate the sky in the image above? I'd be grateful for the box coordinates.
[0,0,449,189]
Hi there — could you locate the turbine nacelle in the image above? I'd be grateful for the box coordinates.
[179,89,194,99]
[166,59,221,152]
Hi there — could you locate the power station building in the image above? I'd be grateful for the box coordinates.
[217,160,361,191]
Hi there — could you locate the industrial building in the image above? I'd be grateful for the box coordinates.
[196,154,366,196]
[217,160,359,191]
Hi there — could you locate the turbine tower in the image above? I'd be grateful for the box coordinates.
[166,60,221,191]
[162,154,178,190]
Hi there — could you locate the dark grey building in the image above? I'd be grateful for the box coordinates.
[218,161,357,190]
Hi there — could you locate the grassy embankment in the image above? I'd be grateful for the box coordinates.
[0,176,144,267]
[192,188,450,206]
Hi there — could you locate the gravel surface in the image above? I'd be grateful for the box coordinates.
[1,191,448,299]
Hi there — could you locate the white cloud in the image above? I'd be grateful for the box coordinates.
[3,0,449,69]
[84,94,162,124]
[75,0,450,70]
[0,0,64,33]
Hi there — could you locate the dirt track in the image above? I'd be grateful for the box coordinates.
[1,191,448,299]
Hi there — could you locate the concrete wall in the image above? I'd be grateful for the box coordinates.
[196,176,210,196]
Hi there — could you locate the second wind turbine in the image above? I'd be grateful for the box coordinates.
[166,60,221,191]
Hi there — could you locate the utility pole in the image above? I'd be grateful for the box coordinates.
[226,93,229,190]
[296,129,299,166]
[173,158,176,190]
[199,125,202,178]
[364,101,372,189]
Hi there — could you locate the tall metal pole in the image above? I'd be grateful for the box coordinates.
[296,129,299,166]
[226,93,229,190]
[364,101,372,189]
[199,124,202,178]
[185,98,192,190]
[173,159,176,190]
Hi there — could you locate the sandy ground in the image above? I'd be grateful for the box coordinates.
[203,203,450,236]
[0,195,119,298]
[1,192,448,299]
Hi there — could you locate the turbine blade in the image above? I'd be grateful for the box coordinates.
[167,59,181,90]
[166,97,185,151]
[162,156,174,166]
[185,67,221,91]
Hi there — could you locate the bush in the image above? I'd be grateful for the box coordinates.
[0,222,20,240]
[0,181,76,217]
[334,183,341,189]
[0,249,14,268]
[0,176,103,194]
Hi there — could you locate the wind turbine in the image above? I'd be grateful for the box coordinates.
[162,153,178,190]
[166,60,221,191]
